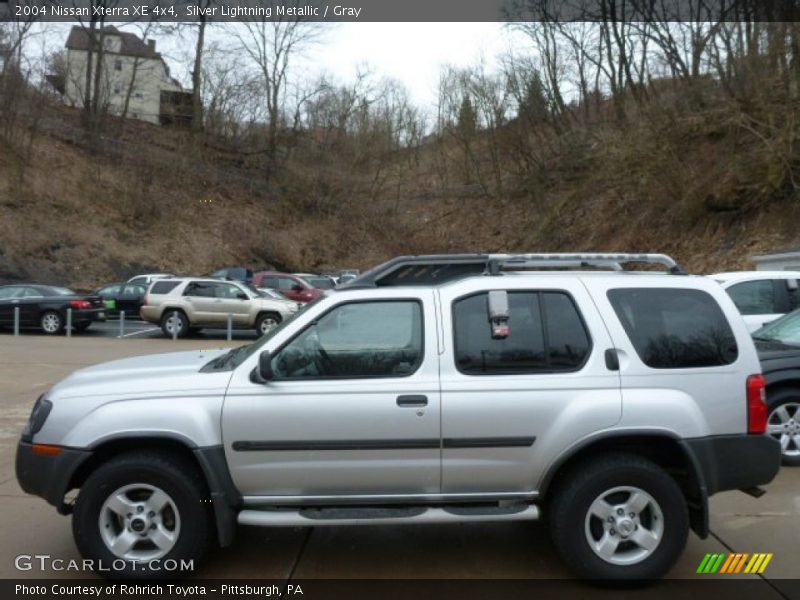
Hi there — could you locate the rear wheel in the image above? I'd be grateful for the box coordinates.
[549,452,688,581]
[40,311,64,335]
[160,310,188,338]
[767,390,800,466]
[255,312,282,336]
[72,452,211,579]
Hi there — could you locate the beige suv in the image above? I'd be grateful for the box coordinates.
[140,278,299,338]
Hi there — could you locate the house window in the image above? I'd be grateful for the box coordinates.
[114,59,122,71]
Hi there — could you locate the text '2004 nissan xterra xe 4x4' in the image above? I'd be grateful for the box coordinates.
[16,253,780,581]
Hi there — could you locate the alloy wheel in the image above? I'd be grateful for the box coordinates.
[768,402,800,458]
[584,485,664,566]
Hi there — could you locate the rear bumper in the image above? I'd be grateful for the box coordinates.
[683,434,781,496]
[139,306,160,323]
[72,308,106,323]
[15,440,91,513]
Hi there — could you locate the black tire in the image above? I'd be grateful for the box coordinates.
[72,451,211,580]
[40,310,64,335]
[160,310,188,338]
[767,388,800,467]
[549,452,688,581]
[74,322,92,333]
[255,311,282,336]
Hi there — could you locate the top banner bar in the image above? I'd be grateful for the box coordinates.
[1,0,799,22]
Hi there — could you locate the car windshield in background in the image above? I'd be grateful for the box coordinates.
[753,309,800,347]
[302,276,335,290]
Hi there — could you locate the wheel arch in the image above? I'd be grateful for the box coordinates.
[539,431,709,538]
[67,436,239,548]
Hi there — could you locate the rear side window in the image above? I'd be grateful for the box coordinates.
[607,288,738,369]
[453,291,591,375]
[726,280,777,315]
[150,281,180,294]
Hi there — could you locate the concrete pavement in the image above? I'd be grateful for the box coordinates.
[0,337,797,596]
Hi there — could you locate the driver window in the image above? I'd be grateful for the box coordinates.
[272,301,423,379]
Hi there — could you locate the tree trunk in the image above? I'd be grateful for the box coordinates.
[192,14,206,132]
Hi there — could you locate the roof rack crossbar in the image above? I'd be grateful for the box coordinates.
[345,252,686,288]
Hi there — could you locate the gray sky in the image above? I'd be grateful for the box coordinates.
[35,22,529,110]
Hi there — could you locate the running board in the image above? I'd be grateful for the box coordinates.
[237,504,539,527]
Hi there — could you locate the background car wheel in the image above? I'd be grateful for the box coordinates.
[549,452,688,581]
[72,451,211,580]
[40,311,64,335]
[160,310,188,338]
[74,322,92,333]
[767,390,800,466]
[256,312,282,336]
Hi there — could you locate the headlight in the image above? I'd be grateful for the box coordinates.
[21,395,53,443]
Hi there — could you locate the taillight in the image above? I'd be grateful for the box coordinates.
[69,300,91,310]
[746,374,768,434]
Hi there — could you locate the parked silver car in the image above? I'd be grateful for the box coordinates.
[16,254,779,580]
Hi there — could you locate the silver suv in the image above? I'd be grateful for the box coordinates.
[140,278,298,337]
[16,254,780,581]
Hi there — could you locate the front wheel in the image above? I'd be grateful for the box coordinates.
[72,452,211,579]
[767,391,800,466]
[549,452,688,581]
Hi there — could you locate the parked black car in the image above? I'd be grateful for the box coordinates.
[0,284,106,334]
[753,310,800,466]
[94,282,147,317]
[210,267,253,284]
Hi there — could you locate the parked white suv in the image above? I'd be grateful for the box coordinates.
[140,278,298,337]
[16,254,779,581]
[712,271,800,331]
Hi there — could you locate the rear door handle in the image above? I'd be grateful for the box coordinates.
[397,395,428,407]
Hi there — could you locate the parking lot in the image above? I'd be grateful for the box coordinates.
[0,336,798,596]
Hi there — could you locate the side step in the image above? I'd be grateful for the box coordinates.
[238,504,539,527]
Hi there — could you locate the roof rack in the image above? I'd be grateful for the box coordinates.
[344,253,686,288]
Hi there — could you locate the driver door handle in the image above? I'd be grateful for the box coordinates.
[396,395,428,407]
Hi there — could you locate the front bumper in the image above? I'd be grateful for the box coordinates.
[15,440,91,513]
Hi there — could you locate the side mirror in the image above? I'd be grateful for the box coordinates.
[787,279,798,291]
[291,284,304,292]
[237,292,248,300]
[487,290,510,339]
[257,351,273,382]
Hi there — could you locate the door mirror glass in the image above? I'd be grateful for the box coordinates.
[258,351,273,382]
[291,284,304,292]
[237,292,248,300]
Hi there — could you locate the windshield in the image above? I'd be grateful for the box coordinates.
[202,296,323,371]
[301,276,334,290]
[753,310,800,347]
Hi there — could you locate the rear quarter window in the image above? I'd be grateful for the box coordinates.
[607,288,738,369]
[150,281,180,294]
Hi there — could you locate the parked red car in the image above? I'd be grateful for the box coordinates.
[252,271,325,303]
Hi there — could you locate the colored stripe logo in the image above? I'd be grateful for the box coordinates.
[697,553,773,574]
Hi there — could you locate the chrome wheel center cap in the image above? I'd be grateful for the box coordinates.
[617,518,635,537]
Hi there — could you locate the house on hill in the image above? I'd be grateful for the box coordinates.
[63,25,192,126]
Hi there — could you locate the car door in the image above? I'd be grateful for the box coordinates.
[18,287,45,325]
[725,279,783,331]
[209,282,251,325]
[0,286,20,325]
[438,278,622,495]
[118,285,144,315]
[222,291,441,499]
[181,281,218,324]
